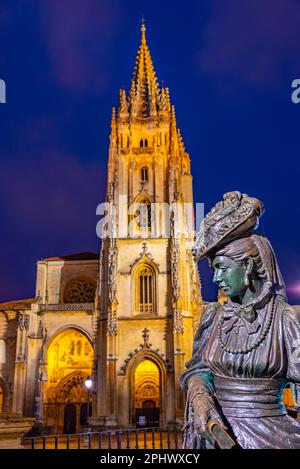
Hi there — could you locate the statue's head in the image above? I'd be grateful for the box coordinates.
[211,255,253,298]
[209,235,264,299]
[194,192,287,302]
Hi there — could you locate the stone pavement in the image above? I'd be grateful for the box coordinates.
[0,438,22,449]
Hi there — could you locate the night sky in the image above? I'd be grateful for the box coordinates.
[0,0,299,304]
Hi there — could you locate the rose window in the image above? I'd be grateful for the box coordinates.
[64,280,96,303]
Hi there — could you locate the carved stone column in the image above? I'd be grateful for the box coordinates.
[12,312,29,416]
[93,238,119,430]
[34,326,47,428]
[170,205,185,424]
[105,238,118,427]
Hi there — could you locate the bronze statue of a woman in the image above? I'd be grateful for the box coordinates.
[180,191,300,449]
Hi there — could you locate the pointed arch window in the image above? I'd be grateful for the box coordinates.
[139,138,148,148]
[136,265,156,314]
[140,166,149,182]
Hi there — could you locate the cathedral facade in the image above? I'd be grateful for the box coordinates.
[0,24,202,436]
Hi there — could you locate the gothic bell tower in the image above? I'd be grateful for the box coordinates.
[93,22,202,429]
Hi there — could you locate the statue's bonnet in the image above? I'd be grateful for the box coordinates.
[193,191,264,261]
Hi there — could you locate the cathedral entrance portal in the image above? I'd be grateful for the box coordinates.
[44,328,94,433]
[134,359,160,427]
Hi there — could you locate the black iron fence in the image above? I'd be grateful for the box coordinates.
[22,427,183,450]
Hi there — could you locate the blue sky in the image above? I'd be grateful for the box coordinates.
[0,0,299,303]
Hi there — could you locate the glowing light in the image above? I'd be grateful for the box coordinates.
[287,283,300,295]
[85,376,92,389]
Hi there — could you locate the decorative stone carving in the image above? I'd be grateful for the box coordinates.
[119,89,129,115]
[119,328,173,375]
[108,239,118,304]
[170,240,180,301]
[142,328,151,348]
[128,242,158,273]
[170,207,184,333]
[173,308,184,334]
[16,312,29,331]
[64,279,96,303]
[39,303,94,312]
[106,306,117,336]
[132,147,153,155]
[56,372,88,403]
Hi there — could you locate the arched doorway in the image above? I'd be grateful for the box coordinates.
[63,403,76,434]
[135,359,160,427]
[44,328,94,433]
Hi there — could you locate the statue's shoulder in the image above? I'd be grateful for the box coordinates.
[275,297,300,326]
[192,302,220,351]
[200,302,221,327]
[281,300,300,322]
[203,301,220,315]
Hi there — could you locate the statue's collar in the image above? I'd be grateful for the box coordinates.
[222,285,273,335]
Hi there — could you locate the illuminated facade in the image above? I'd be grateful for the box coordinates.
[0,23,297,438]
[0,24,202,435]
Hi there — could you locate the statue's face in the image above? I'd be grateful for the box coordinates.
[212,255,248,298]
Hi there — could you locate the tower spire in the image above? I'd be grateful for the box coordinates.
[130,22,159,117]
[141,15,146,39]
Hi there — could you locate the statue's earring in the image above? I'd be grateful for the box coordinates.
[244,272,250,287]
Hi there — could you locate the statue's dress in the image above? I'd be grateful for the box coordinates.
[180,295,300,449]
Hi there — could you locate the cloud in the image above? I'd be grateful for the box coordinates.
[197,0,300,88]
[37,0,121,93]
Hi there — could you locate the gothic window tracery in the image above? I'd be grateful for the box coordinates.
[64,279,96,303]
[136,264,156,314]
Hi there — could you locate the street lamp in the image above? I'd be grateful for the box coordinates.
[85,376,92,391]
[84,376,92,437]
